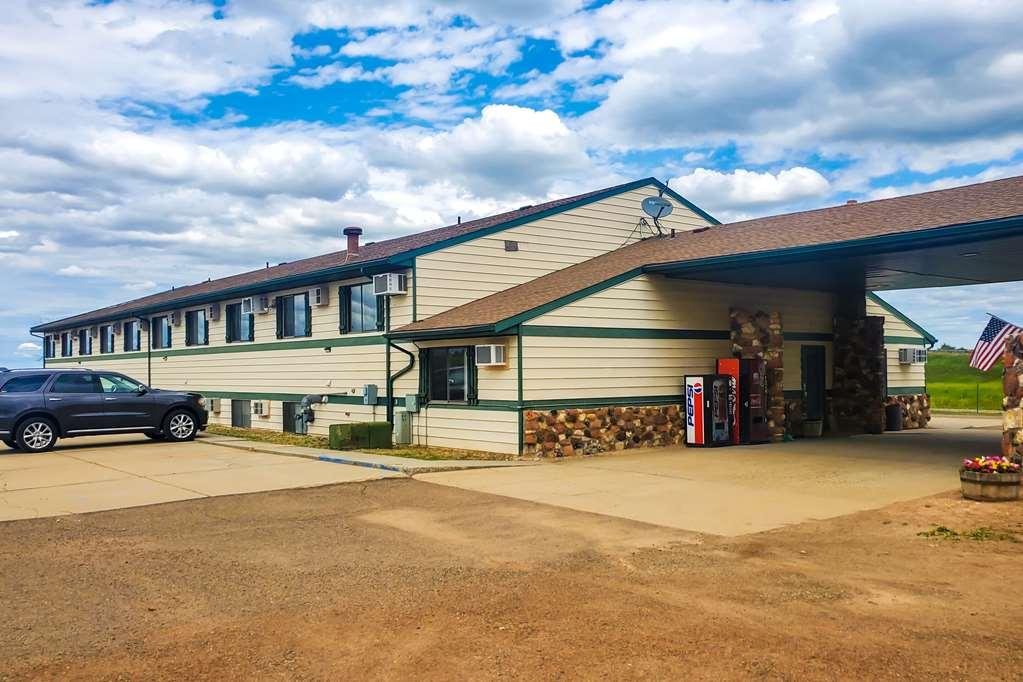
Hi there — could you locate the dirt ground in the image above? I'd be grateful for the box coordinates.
[2,478,1022,681]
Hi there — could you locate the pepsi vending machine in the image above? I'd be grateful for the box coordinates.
[684,374,736,447]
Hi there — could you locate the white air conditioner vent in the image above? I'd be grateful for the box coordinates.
[475,344,507,367]
[209,398,221,414]
[373,273,408,296]
[252,400,270,416]
[310,286,329,306]
[898,348,913,364]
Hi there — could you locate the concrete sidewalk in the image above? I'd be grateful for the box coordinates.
[202,435,537,475]
[0,435,400,521]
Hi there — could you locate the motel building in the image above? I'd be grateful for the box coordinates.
[39,174,1023,458]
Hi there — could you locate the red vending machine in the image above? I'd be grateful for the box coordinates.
[716,358,771,444]
[684,374,735,447]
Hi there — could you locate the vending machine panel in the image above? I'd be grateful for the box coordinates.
[716,358,771,444]
[684,374,736,447]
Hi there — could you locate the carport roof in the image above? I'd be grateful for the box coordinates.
[392,174,1023,338]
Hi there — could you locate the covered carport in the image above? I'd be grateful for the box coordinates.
[643,178,1023,455]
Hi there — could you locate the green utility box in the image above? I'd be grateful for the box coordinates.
[329,422,392,450]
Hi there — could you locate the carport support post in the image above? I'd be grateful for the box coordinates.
[832,291,885,434]
[1000,333,1023,459]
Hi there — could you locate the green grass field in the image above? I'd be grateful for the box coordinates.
[926,351,1003,411]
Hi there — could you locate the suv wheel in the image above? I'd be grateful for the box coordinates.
[16,418,58,453]
[163,410,197,442]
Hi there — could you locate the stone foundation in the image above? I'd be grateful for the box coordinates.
[730,308,785,441]
[886,394,931,429]
[522,405,684,457]
[832,316,886,434]
[1001,333,1023,460]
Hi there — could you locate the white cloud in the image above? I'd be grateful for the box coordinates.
[15,342,41,358]
[670,167,830,219]
[0,230,18,239]
[58,265,102,277]
[288,63,379,89]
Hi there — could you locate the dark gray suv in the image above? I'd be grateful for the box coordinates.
[0,369,208,453]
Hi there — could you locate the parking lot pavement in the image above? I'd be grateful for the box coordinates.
[418,427,993,536]
[0,435,400,521]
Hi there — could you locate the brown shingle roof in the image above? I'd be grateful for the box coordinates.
[394,174,1023,336]
[33,178,672,332]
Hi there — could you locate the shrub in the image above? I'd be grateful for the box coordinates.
[329,422,392,450]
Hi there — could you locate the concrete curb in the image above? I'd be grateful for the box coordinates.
[201,436,536,476]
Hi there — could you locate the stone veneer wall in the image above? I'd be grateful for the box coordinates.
[522,405,684,457]
[886,394,931,429]
[1001,333,1023,460]
[730,308,785,442]
[832,316,886,434]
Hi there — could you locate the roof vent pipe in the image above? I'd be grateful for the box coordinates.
[846,199,858,205]
[343,226,363,255]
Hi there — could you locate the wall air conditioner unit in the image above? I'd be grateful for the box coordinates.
[171,311,182,326]
[252,400,270,416]
[475,344,507,367]
[373,273,408,296]
[310,286,329,306]
[89,325,98,337]
[113,322,122,335]
[240,297,254,315]
[209,398,221,414]
[256,295,271,314]
[913,348,928,364]
[208,303,221,321]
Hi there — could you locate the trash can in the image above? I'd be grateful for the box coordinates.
[885,403,903,431]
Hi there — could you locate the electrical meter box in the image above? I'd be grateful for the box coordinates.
[404,393,420,413]
[362,384,378,405]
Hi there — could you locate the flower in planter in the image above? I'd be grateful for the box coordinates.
[961,456,1022,474]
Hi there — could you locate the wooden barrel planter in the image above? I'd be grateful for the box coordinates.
[960,470,1021,502]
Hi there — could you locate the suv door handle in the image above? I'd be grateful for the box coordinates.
[48,397,62,401]
[104,397,117,401]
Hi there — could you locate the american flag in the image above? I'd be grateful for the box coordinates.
[969,316,1022,372]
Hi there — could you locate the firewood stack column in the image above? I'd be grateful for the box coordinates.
[729,308,786,442]
[1002,333,1023,460]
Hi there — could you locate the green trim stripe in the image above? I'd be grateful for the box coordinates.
[884,335,928,346]
[888,386,927,396]
[202,390,405,408]
[45,335,386,364]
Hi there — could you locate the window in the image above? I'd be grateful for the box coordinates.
[99,325,115,354]
[78,329,92,356]
[60,332,73,357]
[339,282,383,334]
[425,347,474,403]
[1,374,48,393]
[44,336,56,359]
[98,374,143,393]
[226,302,254,343]
[124,320,141,352]
[51,373,99,393]
[276,293,310,338]
[185,309,209,346]
[151,316,172,349]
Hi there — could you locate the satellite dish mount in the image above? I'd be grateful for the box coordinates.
[641,196,674,235]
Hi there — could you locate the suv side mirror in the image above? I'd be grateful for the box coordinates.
[137,386,149,395]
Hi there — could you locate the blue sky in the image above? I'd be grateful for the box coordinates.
[2,0,1022,368]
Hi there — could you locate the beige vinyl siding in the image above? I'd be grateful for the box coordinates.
[411,407,518,454]
[526,275,835,399]
[415,186,712,319]
[532,275,836,332]
[866,296,928,392]
[522,336,728,401]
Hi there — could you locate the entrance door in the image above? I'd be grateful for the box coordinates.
[231,400,251,429]
[283,401,307,435]
[801,345,827,421]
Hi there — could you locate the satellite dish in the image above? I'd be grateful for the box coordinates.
[642,196,673,220]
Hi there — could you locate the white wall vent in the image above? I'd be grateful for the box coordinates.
[252,400,270,416]
[475,344,507,367]
[310,286,329,306]
[373,273,408,296]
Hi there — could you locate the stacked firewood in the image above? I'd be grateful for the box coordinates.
[886,394,931,429]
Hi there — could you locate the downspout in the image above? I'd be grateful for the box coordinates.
[516,325,524,456]
[386,338,415,426]
[30,331,46,368]
[384,297,391,421]
[136,314,151,386]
